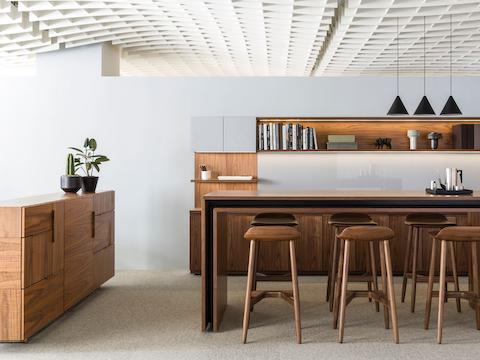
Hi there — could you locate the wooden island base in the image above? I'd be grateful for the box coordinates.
[0,191,115,342]
[201,190,480,332]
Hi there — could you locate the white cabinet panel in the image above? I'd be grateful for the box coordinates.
[223,116,256,152]
[190,116,223,152]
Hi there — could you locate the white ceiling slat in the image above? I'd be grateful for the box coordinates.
[0,0,478,76]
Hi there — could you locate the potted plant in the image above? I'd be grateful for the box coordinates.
[60,153,82,193]
[69,138,110,193]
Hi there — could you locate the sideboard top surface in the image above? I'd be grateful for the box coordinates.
[0,190,114,208]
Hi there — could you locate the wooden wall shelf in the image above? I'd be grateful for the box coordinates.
[258,150,480,153]
[190,179,258,183]
[257,117,480,152]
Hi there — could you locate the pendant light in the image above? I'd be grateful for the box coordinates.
[387,17,408,115]
[441,14,462,115]
[414,16,436,115]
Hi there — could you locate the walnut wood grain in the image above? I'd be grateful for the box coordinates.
[94,191,115,215]
[0,238,22,289]
[24,231,50,288]
[0,289,23,341]
[93,245,114,288]
[23,204,53,237]
[189,209,201,274]
[93,211,114,253]
[0,208,21,238]
[24,272,63,339]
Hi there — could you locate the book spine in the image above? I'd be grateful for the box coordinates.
[313,128,318,150]
[258,124,263,150]
[292,125,297,150]
[269,123,274,150]
[302,128,307,150]
[282,124,287,150]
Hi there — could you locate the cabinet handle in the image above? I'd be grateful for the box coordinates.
[92,211,96,238]
[52,209,55,243]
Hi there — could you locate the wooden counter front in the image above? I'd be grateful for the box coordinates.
[201,190,480,332]
[0,191,115,342]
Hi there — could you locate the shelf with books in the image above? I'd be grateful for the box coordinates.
[256,118,480,152]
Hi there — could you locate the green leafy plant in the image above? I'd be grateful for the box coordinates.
[66,153,77,176]
[69,138,110,176]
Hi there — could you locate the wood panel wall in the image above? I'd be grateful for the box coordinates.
[191,211,472,275]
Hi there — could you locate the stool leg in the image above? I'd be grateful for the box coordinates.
[326,230,336,302]
[369,241,380,312]
[411,226,419,313]
[338,240,351,343]
[242,240,257,344]
[289,240,302,344]
[401,225,413,303]
[379,241,389,329]
[333,239,345,329]
[329,228,340,312]
[250,243,260,312]
[437,240,448,344]
[424,237,437,330]
[471,242,480,330]
[448,242,461,313]
[383,240,399,344]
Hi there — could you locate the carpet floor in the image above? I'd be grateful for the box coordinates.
[1,271,480,359]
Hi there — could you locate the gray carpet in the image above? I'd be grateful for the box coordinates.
[1,271,480,359]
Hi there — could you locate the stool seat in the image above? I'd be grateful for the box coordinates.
[435,226,480,242]
[328,213,377,226]
[338,226,395,242]
[404,213,455,226]
[251,213,299,226]
[244,226,300,241]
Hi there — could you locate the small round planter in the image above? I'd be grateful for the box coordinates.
[60,175,82,193]
[82,176,99,193]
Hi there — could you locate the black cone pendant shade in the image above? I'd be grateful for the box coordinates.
[415,96,435,115]
[441,15,462,116]
[387,17,408,115]
[414,16,435,115]
[441,95,462,115]
[388,96,408,115]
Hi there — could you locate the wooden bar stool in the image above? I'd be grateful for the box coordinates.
[249,213,299,288]
[401,213,456,313]
[327,213,378,317]
[242,225,302,344]
[424,226,480,344]
[336,226,399,344]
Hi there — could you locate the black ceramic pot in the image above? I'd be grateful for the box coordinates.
[82,176,99,193]
[60,175,82,193]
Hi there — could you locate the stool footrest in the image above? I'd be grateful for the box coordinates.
[255,273,291,282]
[251,290,294,307]
[346,290,389,307]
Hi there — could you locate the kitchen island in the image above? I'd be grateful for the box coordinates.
[201,190,480,331]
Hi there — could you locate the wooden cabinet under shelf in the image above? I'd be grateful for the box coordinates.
[0,191,115,342]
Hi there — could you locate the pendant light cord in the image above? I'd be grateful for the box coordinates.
[396,17,399,95]
[423,16,426,96]
[450,14,453,95]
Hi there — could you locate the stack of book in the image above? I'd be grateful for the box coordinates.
[258,123,318,151]
[326,135,358,150]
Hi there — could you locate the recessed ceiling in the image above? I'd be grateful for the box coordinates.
[0,0,479,76]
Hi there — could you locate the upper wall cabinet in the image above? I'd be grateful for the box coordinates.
[223,116,256,152]
[191,116,256,152]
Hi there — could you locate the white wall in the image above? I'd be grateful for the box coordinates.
[1,63,480,269]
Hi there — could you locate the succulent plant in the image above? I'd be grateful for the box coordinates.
[66,153,77,176]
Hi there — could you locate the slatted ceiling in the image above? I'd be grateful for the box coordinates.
[0,1,479,76]
[315,0,480,76]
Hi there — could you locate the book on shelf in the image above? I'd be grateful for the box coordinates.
[258,123,318,151]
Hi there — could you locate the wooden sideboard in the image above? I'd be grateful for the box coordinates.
[0,191,114,342]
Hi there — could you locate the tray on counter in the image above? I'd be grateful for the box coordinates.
[425,188,473,195]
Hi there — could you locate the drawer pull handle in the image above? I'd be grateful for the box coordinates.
[52,209,55,243]
[92,211,96,238]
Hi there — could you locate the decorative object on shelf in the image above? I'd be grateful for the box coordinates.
[407,130,420,150]
[69,138,110,193]
[327,134,357,150]
[427,132,442,149]
[217,175,253,181]
[200,165,211,180]
[388,17,409,116]
[60,153,82,193]
[414,16,436,116]
[441,15,462,116]
[375,138,392,150]
[426,188,472,195]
